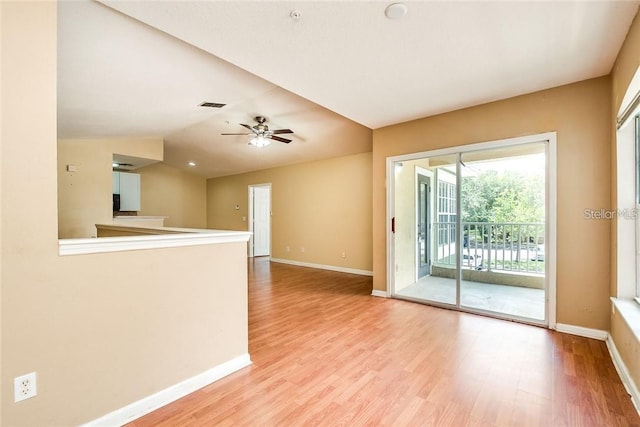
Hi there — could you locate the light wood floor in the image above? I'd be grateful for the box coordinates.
[129,257,640,426]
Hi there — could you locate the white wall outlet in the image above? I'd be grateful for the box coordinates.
[300,247,305,253]
[285,246,290,252]
[14,372,37,402]
[341,251,347,259]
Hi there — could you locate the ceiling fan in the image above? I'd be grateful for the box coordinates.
[221,116,293,147]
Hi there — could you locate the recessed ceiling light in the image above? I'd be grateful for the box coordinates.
[385,3,407,20]
[188,161,196,167]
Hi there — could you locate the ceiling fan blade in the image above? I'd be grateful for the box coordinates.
[221,133,252,135]
[270,135,291,144]
[271,129,293,134]
[240,123,257,133]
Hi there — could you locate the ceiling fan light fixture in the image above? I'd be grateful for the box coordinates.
[249,135,271,148]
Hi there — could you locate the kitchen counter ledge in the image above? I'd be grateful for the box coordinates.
[59,224,251,256]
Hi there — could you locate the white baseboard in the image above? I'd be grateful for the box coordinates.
[606,335,640,414]
[555,323,608,341]
[371,290,389,298]
[270,258,373,276]
[81,353,252,427]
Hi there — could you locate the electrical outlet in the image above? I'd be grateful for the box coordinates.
[14,372,37,402]
[341,251,347,259]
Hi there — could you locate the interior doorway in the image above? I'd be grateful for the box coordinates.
[249,184,271,258]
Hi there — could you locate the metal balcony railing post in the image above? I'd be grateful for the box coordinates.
[490,225,493,271]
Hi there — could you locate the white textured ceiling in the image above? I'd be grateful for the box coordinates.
[58,0,639,178]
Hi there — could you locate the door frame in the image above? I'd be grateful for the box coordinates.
[415,167,434,281]
[386,132,557,328]
[248,183,272,258]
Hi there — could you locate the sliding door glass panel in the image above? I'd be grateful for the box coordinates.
[459,143,546,321]
[393,154,458,306]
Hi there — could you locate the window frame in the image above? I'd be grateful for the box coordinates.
[632,112,640,304]
[436,169,457,246]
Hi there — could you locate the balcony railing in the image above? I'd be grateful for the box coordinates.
[434,221,545,274]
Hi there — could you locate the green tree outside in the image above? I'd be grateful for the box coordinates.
[462,169,544,224]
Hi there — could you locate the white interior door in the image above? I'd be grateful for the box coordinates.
[252,185,271,257]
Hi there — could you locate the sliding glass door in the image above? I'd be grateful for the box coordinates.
[390,137,551,325]
[459,143,546,321]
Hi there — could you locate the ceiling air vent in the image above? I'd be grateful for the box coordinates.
[199,102,226,108]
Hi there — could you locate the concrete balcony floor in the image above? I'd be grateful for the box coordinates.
[394,275,545,321]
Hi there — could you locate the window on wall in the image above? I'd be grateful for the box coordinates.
[436,169,457,245]
[616,105,640,302]
[636,116,640,205]
[617,105,640,302]
[615,64,640,302]
[636,115,640,301]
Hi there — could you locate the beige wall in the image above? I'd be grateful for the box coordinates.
[373,77,612,330]
[611,308,640,392]
[57,137,163,238]
[207,152,373,272]
[58,139,113,238]
[112,137,163,161]
[610,10,640,403]
[138,162,207,228]
[2,3,248,426]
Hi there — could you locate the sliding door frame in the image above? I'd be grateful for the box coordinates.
[386,132,557,328]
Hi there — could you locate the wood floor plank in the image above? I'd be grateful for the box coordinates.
[127,258,640,426]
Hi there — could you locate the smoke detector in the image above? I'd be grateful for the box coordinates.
[385,3,408,20]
